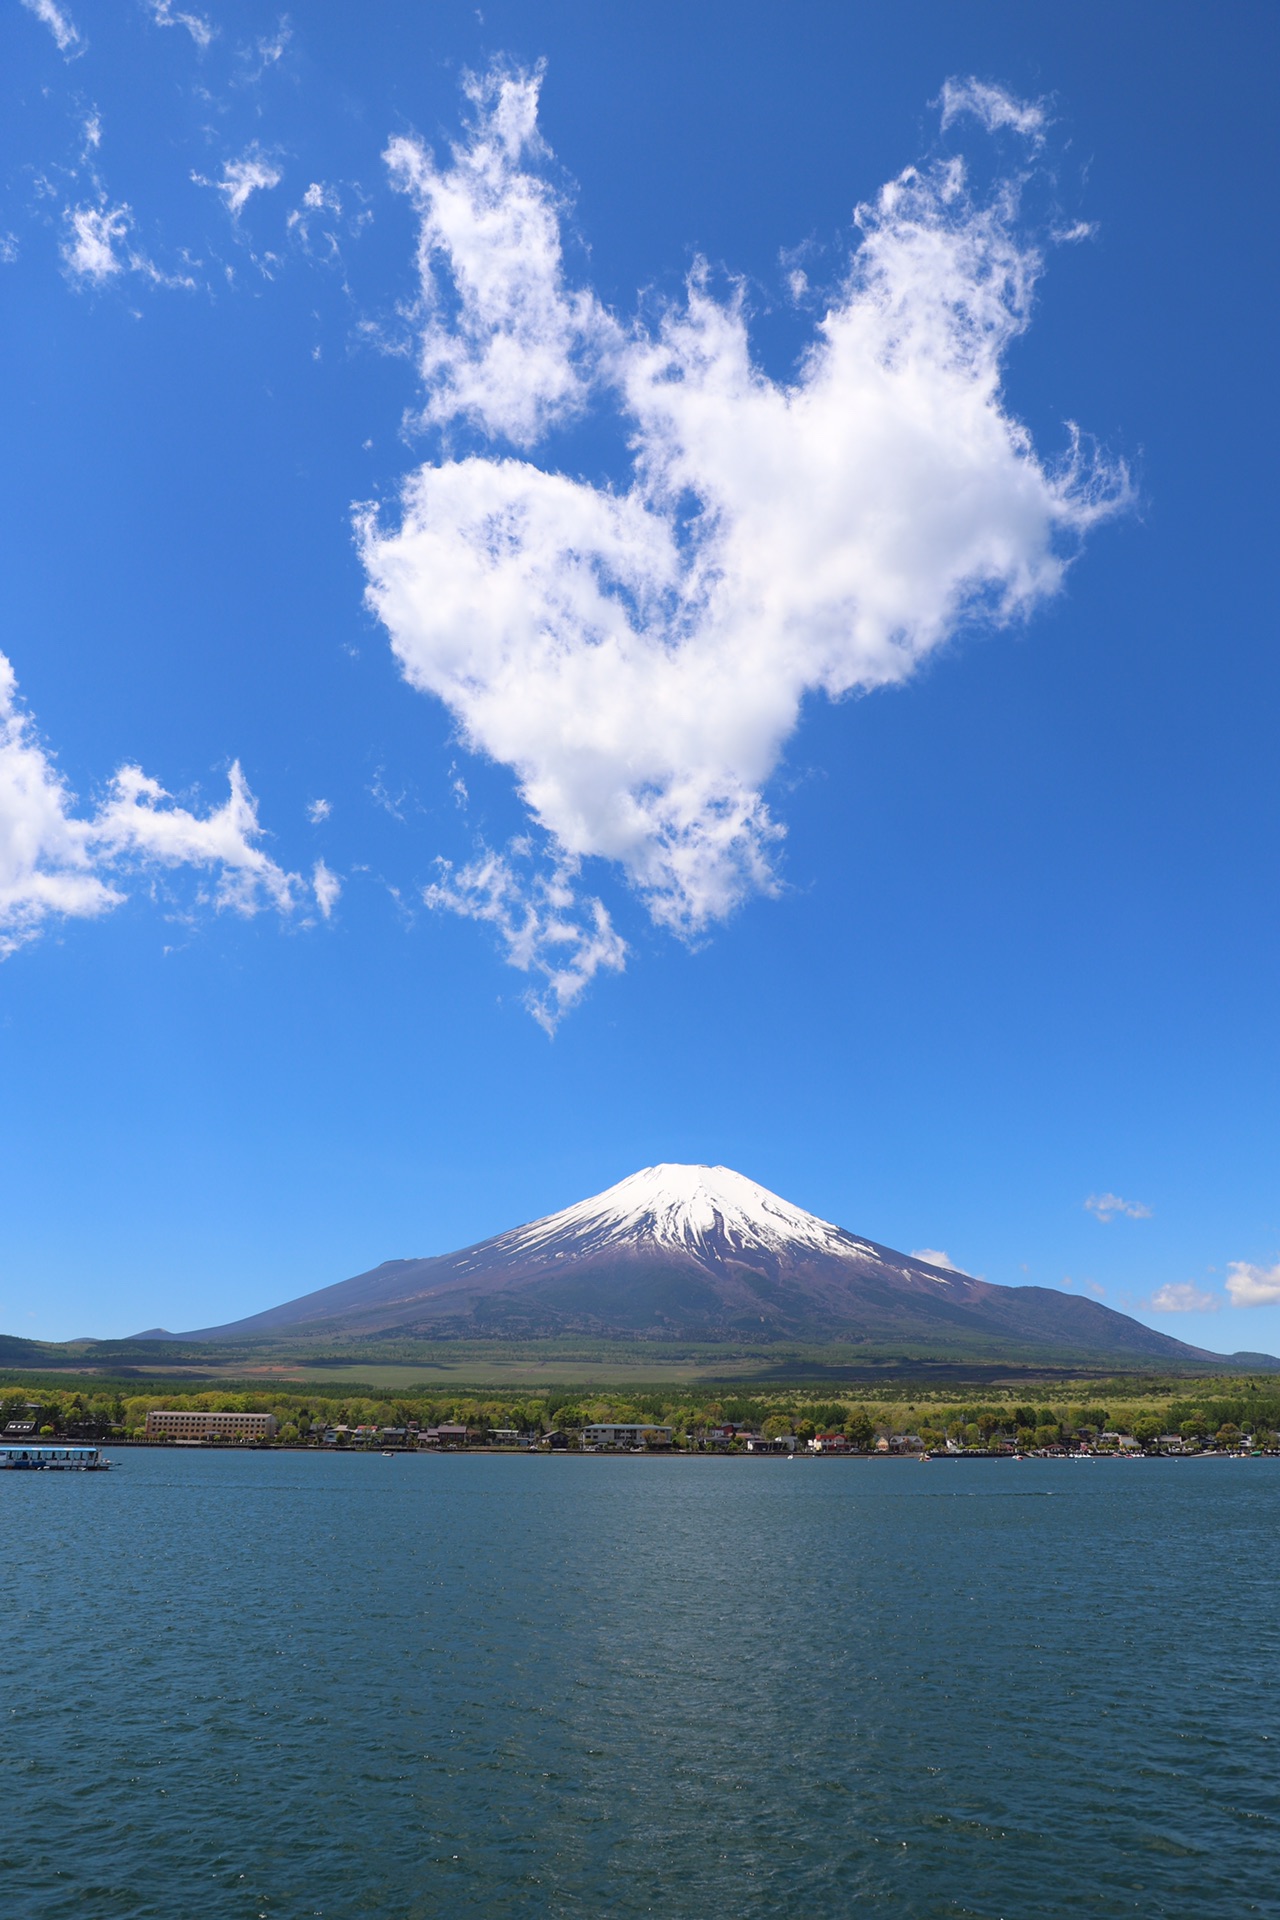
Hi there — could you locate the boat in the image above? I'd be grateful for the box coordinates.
[0,1443,110,1471]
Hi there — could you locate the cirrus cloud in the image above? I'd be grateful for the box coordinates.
[144,0,214,49]
[20,0,82,58]
[939,77,1047,142]
[361,66,1128,1021]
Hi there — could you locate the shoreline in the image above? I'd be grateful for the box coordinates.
[96,1440,1275,1461]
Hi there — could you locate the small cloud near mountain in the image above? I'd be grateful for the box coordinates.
[1149,1282,1216,1313]
[1225,1261,1280,1308]
[910,1249,971,1276]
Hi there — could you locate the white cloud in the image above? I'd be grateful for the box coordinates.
[61,201,196,292]
[424,845,625,1033]
[241,18,291,81]
[198,148,283,219]
[145,0,214,48]
[383,68,611,447]
[289,180,339,225]
[1225,1261,1280,1309]
[939,78,1047,141]
[306,797,332,824]
[90,762,299,914]
[0,649,300,956]
[911,1248,968,1274]
[286,181,352,262]
[362,67,1127,1017]
[0,652,120,952]
[1084,1192,1153,1223]
[369,769,408,821]
[312,859,341,918]
[1150,1282,1217,1313]
[20,0,81,57]
[62,203,131,282]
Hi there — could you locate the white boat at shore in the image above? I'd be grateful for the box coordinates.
[0,1443,110,1471]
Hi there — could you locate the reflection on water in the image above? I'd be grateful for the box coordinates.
[2,1451,1275,1918]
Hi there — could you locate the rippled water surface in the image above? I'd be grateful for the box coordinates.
[3,1451,1277,1918]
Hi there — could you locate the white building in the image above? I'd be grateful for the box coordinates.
[582,1423,673,1450]
[145,1410,277,1442]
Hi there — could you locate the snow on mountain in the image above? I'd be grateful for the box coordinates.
[167,1161,1245,1368]
[493,1163,882,1263]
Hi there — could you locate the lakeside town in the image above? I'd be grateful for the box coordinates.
[3,1386,1277,1458]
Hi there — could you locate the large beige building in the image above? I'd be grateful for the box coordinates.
[145,1410,277,1442]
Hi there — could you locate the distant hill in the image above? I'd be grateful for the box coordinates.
[167,1163,1269,1370]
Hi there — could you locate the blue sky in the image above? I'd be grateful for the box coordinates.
[2,0,1278,1353]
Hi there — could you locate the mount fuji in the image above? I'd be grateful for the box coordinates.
[170,1164,1240,1366]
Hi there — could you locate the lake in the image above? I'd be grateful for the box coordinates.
[2,1450,1276,1918]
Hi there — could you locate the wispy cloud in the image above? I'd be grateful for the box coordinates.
[424,845,625,1033]
[1059,1275,1106,1297]
[306,797,332,825]
[144,0,214,48]
[240,16,291,82]
[1084,1192,1153,1223]
[20,0,82,57]
[368,769,410,821]
[1149,1282,1216,1313]
[62,202,130,282]
[61,200,197,291]
[1225,1261,1280,1308]
[0,649,301,956]
[196,147,283,219]
[938,77,1048,141]
[362,66,1128,1023]
[312,859,341,918]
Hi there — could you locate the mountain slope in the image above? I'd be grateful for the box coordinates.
[171,1164,1241,1366]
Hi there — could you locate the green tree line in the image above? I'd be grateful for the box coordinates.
[5,1382,1277,1448]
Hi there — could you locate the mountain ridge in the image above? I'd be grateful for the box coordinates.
[164,1164,1265,1369]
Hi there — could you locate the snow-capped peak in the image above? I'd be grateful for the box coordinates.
[501,1163,876,1262]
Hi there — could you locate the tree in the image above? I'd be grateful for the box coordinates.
[1216,1423,1243,1449]
[1133,1417,1162,1448]
[844,1411,875,1450]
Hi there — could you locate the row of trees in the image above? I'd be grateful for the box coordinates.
[5,1383,1277,1449]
